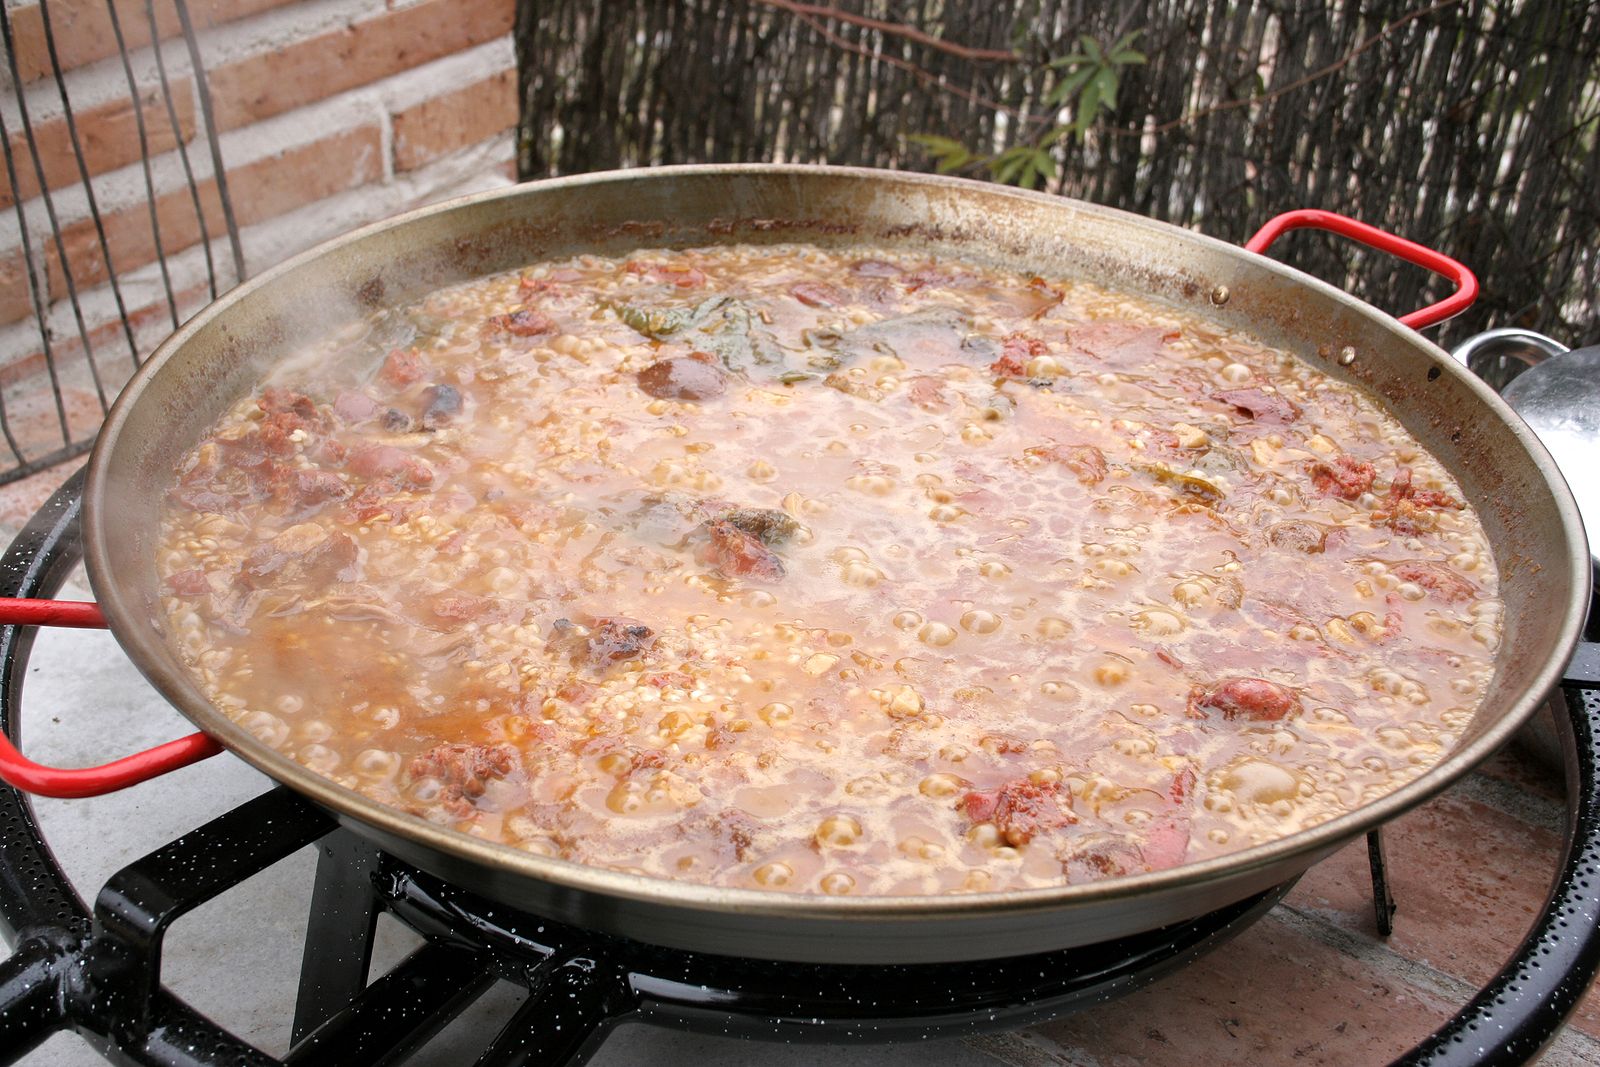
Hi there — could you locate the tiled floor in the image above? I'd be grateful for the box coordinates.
[4,458,1597,1066]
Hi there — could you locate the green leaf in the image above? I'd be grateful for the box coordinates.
[1079,34,1103,63]
[1094,66,1119,111]
[1110,49,1146,65]
[1030,148,1058,183]
[1046,63,1096,107]
[934,149,971,174]
[908,133,967,156]
[1072,77,1103,137]
[1111,29,1144,53]
[1048,50,1091,69]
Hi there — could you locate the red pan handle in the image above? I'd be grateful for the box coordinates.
[0,597,223,798]
[1245,209,1479,330]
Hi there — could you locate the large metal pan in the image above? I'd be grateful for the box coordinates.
[0,166,1587,964]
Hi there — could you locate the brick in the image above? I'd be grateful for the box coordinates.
[43,124,380,295]
[44,179,226,297]
[391,69,516,172]
[0,80,195,209]
[1285,786,1600,1040]
[225,124,384,227]
[0,254,39,327]
[0,279,209,390]
[1030,912,1459,1065]
[207,0,515,131]
[9,0,300,84]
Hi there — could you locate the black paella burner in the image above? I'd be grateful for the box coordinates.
[2,471,1599,1066]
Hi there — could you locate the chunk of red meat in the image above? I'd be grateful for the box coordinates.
[333,391,380,425]
[705,519,785,581]
[990,333,1046,377]
[259,388,316,420]
[583,617,656,664]
[623,260,706,288]
[1392,560,1478,603]
[1266,520,1327,554]
[485,308,557,338]
[791,281,848,308]
[1388,467,1462,510]
[409,742,518,818]
[1140,813,1192,871]
[379,348,425,386]
[1213,387,1301,425]
[239,529,358,588]
[432,594,495,622]
[960,778,1077,846]
[1381,467,1463,534]
[906,375,948,411]
[293,469,350,508]
[851,258,902,278]
[420,384,462,428]
[1310,454,1376,500]
[1168,766,1197,806]
[345,478,419,523]
[1062,837,1144,881]
[164,568,211,597]
[903,268,978,292]
[347,445,433,486]
[637,356,727,401]
[644,670,695,690]
[1037,442,1108,484]
[517,276,561,297]
[1187,677,1300,722]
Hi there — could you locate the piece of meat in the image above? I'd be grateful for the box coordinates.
[705,518,785,581]
[637,356,727,401]
[164,568,211,597]
[851,258,902,278]
[1392,560,1478,602]
[379,348,425,386]
[623,260,706,288]
[583,617,656,664]
[421,384,463,428]
[1387,467,1462,510]
[1266,520,1327,554]
[333,390,380,424]
[1310,454,1376,500]
[906,375,948,411]
[711,507,799,546]
[1037,443,1108,484]
[960,778,1077,846]
[293,469,351,508]
[990,333,1046,377]
[1213,387,1300,424]
[239,528,358,588]
[409,742,518,818]
[1140,813,1192,871]
[347,445,434,486]
[485,308,557,338]
[790,281,848,308]
[1187,677,1300,722]
[1381,467,1464,535]
[432,594,496,622]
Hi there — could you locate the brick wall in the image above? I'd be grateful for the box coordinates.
[0,0,518,447]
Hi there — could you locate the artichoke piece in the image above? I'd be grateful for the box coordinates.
[1133,460,1226,502]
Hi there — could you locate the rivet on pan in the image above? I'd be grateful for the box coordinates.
[1338,346,1357,366]
[1209,285,1230,306]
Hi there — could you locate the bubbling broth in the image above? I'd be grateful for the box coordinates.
[157,243,1502,896]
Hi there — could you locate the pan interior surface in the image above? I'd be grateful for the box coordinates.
[83,166,1589,963]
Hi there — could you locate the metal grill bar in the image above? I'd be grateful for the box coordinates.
[0,0,242,487]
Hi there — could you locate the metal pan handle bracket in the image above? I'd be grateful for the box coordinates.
[0,597,222,798]
[1245,209,1479,331]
